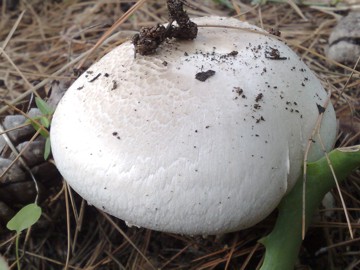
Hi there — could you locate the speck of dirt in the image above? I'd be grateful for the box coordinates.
[162,61,168,66]
[111,80,118,90]
[220,50,238,59]
[265,47,287,60]
[233,87,243,96]
[254,104,261,110]
[256,116,265,123]
[89,73,101,82]
[316,103,325,114]
[228,50,238,56]
[255,93,263,102]
[268,28,281,36]
[195,70,215,82]
[112,131,121,140]
[104,73,110,77]
[77,85,84,90]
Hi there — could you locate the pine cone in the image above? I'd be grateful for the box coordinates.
[0,80,69,228]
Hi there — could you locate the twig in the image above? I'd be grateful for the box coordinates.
[317,133,354,239]
[101,212,156,270]
[302,89,331,239]
[333,55,360,107]
[64,181,71,270]
[77,0,148,69]
[0,10,26,51]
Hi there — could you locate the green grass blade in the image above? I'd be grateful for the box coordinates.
[44,137,51,160]
[35,97,54,115]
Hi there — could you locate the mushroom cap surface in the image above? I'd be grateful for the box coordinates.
[50,16,336,235]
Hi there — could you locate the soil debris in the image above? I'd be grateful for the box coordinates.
[195,70,216,81]
[132,0,198,55]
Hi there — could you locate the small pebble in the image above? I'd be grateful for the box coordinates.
[2,108,41,142]
[326,11,360,66]
[0,157,26,183]
[10,138,46,167]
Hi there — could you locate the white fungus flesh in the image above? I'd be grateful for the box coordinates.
[50,17,337,235]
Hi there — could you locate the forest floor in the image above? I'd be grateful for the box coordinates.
[0,0,359,269]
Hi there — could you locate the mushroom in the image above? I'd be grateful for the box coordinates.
[50,16,337,235]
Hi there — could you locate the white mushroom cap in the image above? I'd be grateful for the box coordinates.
[50,16,337,235]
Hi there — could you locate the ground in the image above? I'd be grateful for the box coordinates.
[0,0,359,269]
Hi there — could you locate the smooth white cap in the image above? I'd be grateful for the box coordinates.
[50,17,337,235]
